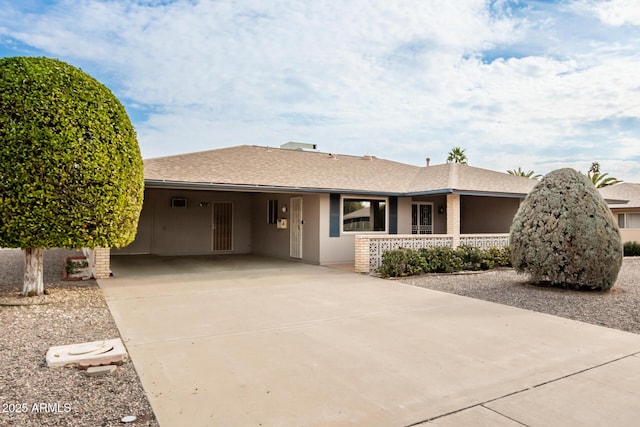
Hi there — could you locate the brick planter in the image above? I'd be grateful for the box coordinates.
[63,255,92,281]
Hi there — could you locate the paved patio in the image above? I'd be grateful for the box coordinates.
[100,255,640,426]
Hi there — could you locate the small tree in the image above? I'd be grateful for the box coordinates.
[587,161,622,188]
[507,167,541,179]
[510,168,622,290]
[446,147,468,164]
[0,57,144,296]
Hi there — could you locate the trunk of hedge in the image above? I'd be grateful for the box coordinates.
[23,247,44,296]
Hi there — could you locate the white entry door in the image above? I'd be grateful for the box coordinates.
[290,197,303,258]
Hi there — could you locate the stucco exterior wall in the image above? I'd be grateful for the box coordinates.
[318,194,356,265]
[250,193,321,264]
[397,197,413,234]
[460,196,521,234]
[250,193,291,260]
[410,195,448,234]
[620,229,640,243]
[612,208,640,243]
[300,194,321,264]
[114,188,252,255]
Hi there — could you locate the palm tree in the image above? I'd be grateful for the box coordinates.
[587,162,622,188]
[447,147,468,164]
[507,167,541,179]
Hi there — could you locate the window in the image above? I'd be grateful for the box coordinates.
[619,213,640,229]
[267,200,278,224]
[343,198,386,232]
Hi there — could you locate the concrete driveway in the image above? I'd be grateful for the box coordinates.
[100,255,640,426]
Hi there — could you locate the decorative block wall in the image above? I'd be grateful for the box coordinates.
[354,233,509,274]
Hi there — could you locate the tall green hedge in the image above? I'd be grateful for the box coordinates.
[0,57,144,249]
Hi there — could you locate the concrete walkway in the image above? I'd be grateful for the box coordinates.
[100,255,640,426]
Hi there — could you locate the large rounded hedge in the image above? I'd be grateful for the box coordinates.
[510,168,622,290]
[0,57,144,249]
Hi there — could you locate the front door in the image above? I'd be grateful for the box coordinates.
[412,203,433,234]
[212,202,233,251]
[290,197,303,258]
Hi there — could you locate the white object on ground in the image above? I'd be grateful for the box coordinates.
[46,339,127,368]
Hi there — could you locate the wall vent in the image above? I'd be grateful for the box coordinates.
[171,197,187,208]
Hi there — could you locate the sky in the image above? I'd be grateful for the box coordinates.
[1,0,639,182]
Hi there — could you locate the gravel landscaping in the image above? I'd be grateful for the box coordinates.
[0,248,157,427]
[400,257,640,335]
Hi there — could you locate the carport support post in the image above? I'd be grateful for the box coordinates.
[355,235,371,273]
[446,194,461,249]
[83,247,111,279]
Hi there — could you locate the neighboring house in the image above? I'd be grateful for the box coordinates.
[114,144,539,268]
[599,183,640,243]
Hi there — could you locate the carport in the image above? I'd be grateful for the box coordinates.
[100,255,640,426]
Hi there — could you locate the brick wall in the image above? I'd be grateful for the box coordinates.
[93,247,111,279]
[354,235,371,273]
[446,194,461,248]
[82,247,111,279]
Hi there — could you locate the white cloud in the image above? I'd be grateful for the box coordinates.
[581,0,640,26]
[0,0,639,182]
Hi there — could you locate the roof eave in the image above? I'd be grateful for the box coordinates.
[404,188,528,198]
[605,199,631,205]
[144,180,406,196]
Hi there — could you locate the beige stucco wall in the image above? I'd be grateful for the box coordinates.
[408,195,448,234]
[250,193,321,264]
[318,194,356,264]
[612,209,640,243]
[620,229,640,243]
[114,188,252,255]
[460,196,521,234]
[250,193,291,259]
[300,195,321,263]
[397,197,413,234]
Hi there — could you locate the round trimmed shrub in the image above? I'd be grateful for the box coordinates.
[378,248,426,277]
[0,57,144,249]
[0,56,144,295]
[419,246,463,273]
[509,168,622,290]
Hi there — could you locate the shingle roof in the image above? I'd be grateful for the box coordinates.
[143,145,538,196]
[405,163,537,195]
[599,183,640,209]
